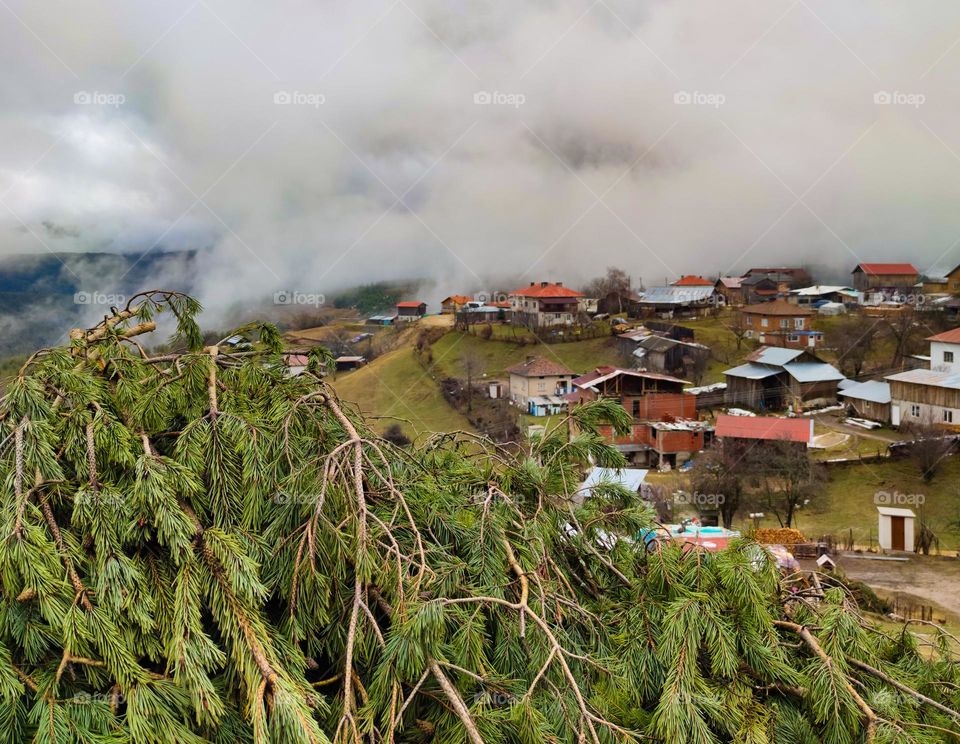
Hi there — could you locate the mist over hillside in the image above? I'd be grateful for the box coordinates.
[1,0,960,330]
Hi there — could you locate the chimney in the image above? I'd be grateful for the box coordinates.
[556,281,562,286]
[540,281,548,287]
[529,282,535,287]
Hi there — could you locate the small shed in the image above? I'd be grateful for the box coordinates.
[838,380,891,424]
[877,506,915,552]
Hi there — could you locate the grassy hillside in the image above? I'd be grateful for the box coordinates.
[429,331,625,380]
[330,345,474,440]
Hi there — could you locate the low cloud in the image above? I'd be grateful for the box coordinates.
[1,0,960,326]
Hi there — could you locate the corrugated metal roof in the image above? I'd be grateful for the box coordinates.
[581,467,648,494]
[838,379,891,404]
[885,368,960,390]
[715,414,812,443]
[789,285,856,296]
[783,362,845,383]
[575,367,689,388]
[639,286,714,304]
[723,363,782,380]
[746,346,806,366]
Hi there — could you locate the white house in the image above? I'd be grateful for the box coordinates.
[927,328,960,373]
[886,328,960,428]
[877,506,915,552]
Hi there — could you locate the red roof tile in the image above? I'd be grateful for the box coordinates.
[672,275,714,286]
[397,301,426,308]
[927,327,960,343]
[510,282,584,298]
[715,415,812,443]
[441,295,472,305]
[506,357,575,377]
[740,299,813,316]
[853,263,918,276]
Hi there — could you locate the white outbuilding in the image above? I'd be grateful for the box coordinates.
[877,506,916,552]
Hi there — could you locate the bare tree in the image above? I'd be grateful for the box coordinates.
[827,313,880,378]
[689,439,747,528]
[749,439,825,528]
[462,348,485,413]
[904,416,956,482]
[884,307,924,369]
[582,267,632,311]
[728,311,751,351]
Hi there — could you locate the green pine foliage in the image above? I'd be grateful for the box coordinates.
[0,291,957,743]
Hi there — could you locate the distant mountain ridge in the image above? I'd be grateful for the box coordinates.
[0,250,197,355]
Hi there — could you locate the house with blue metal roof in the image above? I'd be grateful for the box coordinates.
[723,346,845,411]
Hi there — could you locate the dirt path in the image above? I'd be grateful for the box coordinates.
[812,412,901,443]
[831,553,960,621]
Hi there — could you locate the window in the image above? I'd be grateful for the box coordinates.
[945,410,954,424]
[946,351,955,363]
[761,318,768,327]
[745,330,754,338]
[788,334,799,342]
[632,400,640,417]
[794,317,804,329]
[780,319,789,329]
[910,404,921,417]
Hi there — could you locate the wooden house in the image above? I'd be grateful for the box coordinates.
[851,263,919,292]
[922,263,960,294]
[715,276,744,306]
[837,380,891,423]
[508,282,585,328]
[440,295,472,314]
[396,301,427,321]
[724,346,845,411]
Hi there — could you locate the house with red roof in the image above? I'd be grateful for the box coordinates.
[928,327,960,374]
[396,301,427,321]
[671,275,714,287]
[851,263,919,292]
[440,295,473,314]
[508,281,586,328]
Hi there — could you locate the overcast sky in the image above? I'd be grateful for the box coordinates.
[2,0,960,313]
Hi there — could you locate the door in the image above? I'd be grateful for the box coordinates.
[891,517,905,551]
[891,404,901,427]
